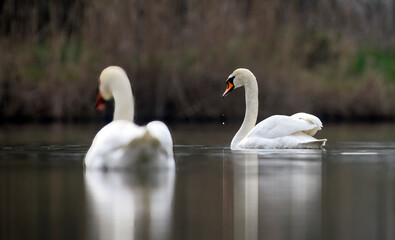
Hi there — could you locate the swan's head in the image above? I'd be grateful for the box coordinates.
[95,66,130,110]
[222,68,255,97]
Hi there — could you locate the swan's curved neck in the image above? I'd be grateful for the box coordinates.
[231,77,258,149]
[112,86,134,122]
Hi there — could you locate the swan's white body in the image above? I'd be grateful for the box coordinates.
[84,66,174,169]
[223,68,326,150]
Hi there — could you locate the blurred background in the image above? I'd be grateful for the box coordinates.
[0,0,394,124]
[1,3,395,239]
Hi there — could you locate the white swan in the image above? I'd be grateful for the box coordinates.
[84,66,174,170]
[222,68,327,150]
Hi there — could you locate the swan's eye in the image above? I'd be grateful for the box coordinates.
[226,76,235,85]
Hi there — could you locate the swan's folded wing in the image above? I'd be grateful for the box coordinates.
[291,112,323,136]
[291,112,323,128]
[94,121,144,152]
[146,121,173,155]
[85,120,144,168]
[245,115,316,139]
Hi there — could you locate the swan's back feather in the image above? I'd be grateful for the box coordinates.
[85,120,174,170]
[239,132,327,149]
[246,115,316,139]
[146,121,174,155]
[237,114,326,149]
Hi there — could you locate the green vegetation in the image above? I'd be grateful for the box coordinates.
[351,48,395,82]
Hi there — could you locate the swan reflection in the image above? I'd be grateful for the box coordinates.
[85,169,175,240]
[229,150,322,239]
[231,152,259,240]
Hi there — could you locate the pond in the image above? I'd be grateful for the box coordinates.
[1,123,395,240]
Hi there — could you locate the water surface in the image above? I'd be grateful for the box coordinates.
[1,123,395,240]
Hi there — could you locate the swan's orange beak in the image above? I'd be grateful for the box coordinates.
[222,82,234,97]
[95,92,106,111]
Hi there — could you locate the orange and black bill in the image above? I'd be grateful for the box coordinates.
[222,76,235,97]
[95,92,106,111]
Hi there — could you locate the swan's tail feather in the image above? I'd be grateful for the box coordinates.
[127,130,159,146]
[299,139,327,149]
[291,112,323,136]
[126,130,161,153]
[124,129,172,168]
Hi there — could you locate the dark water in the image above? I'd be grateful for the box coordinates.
[1,123,395,240]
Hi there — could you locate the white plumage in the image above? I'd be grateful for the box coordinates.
[222,68,326,150]
[239,114,325,149]
[84,66,174,170]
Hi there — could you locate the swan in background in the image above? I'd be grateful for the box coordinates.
[85,66,174,170]
[222,68,326,150]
